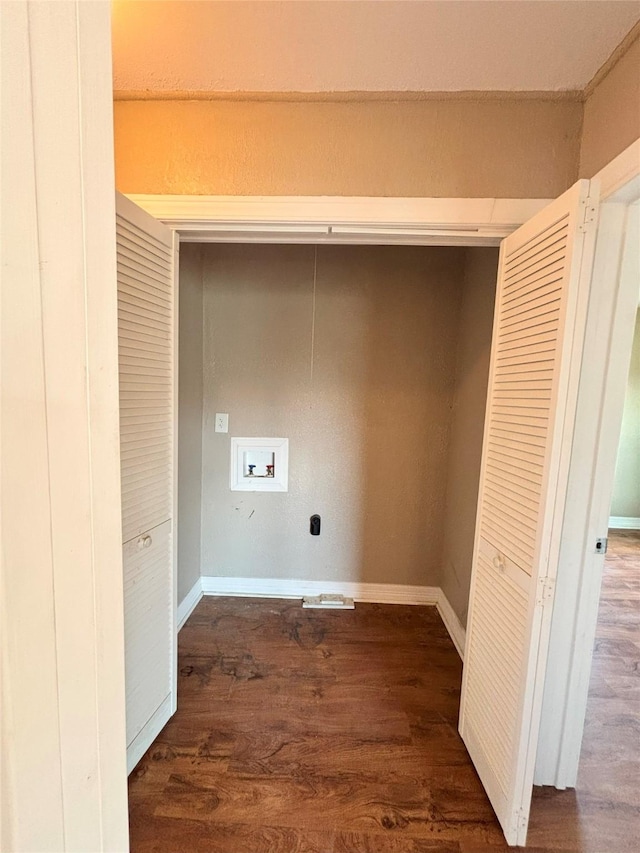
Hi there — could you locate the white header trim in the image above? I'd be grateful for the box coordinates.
[594,138,640,203]
[126,194,552,246]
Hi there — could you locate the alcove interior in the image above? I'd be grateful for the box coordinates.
[177,242,500,627]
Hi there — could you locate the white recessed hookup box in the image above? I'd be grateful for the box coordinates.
[230,437,289,492]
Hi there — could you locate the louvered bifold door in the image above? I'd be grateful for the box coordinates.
[459,180,599,847]
[116,192,177,773]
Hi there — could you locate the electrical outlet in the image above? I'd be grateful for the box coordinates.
[215,413,229,433]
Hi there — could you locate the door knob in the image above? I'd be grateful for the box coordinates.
[137,535,152,550]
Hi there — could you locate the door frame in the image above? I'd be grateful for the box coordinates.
[137,142,640,800]
[1,2,129,849]
[126,194,552,247]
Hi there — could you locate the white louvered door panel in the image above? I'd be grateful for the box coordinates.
[123,520,172,748]
[116,192,177,773]
[459,180,599,847]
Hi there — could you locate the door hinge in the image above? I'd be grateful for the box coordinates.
[578,197,597,233]
[595,537,608,555]
[536,576,556,607]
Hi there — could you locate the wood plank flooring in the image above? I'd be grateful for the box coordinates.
[129,531,639,852]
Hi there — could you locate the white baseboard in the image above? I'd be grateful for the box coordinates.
[126,692,172,774]
[436,591,466,660]
[176,577,203,630]
[199,575,439,606]
[609,516,640,530]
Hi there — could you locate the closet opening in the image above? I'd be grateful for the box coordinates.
[176,243,498,626]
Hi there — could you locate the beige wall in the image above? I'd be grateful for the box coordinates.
[440,249,499,627]
[177,244,204,604]
[197,244,468,586]
[113,26,640,199]
[610,310,640,521]
[114,98,582,198]
[580,34,640,178]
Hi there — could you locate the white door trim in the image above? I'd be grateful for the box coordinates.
[127,194,552,246]
[593,138,640,202]
[1,2,129,850]
[535,139,640,789]
[171,230,180,715]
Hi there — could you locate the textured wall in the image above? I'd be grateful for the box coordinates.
[580,34,640,178]
[610,311,640,520]
[114,98,582,198]
[198,244,466,586]
[440,248,499,627]
[177,244,204,604]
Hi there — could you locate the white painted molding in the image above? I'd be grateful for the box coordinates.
[126,194,552,246]
[199,576,440,605]
[594,138,640,203]
[535,195,639,789]
[436,591,466,660]
[608,516,640,530]
[176,578,203,630]
[2,3,129,849]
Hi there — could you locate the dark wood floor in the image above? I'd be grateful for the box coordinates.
[129,531,639,852]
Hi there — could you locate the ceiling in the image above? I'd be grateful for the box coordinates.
[111,1,640,95]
